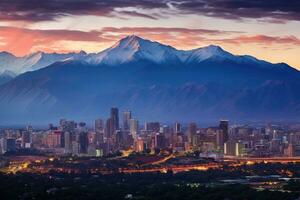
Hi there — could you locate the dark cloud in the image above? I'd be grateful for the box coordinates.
[0,0,167,21]
[0,26,115,55]
[175,0,300,22]
[102,27,242,35]
[117,11,159,20]
[0,0,299,22]
[0,26,107,41]
[218,35,300,45]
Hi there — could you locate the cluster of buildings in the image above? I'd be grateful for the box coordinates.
[1,108,300,158]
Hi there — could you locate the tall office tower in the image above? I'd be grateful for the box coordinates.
[219,120,229,142]
[216,130,225,150]
[114,130,124,149]
[123,111,132,130]
[145,122,160,132]
[64,131,72,154]
[79,131,89,154]
[110,107,119,131]
[60,130,65,148]
[95,119,104,145]
[174,122,181,133]
[188,123,197,149]
[105,118,112,139]
[130,119,139,139]
[170,122,181,147]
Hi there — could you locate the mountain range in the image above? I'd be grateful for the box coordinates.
[0,35,300,125]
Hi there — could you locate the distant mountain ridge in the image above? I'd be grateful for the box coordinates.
[0,51,87,74]
[0,35,299,125]
[0,35,296,74]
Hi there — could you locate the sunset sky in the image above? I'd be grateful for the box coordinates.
[0,0,299,69]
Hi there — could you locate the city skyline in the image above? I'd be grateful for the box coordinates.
[2,106,300,162]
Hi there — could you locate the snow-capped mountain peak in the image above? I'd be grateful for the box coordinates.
[86,35,180,65]
[87,37,239,65]
[111,35,143,50]
[185,45,235,63]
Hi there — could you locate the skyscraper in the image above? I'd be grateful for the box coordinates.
[123,111,132,130]
[110,107,119,131]
[79,131,89,154]
[95,119,104,145]
[174,122,181,134]
[219,120,229,142]
[188,123,197,150]
[64,131,72,154]
[216,130,225,150]
[130,119,139,139]
[105,118,112,139]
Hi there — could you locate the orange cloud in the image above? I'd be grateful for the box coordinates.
[219,35,300,45]
[0,26,115,56]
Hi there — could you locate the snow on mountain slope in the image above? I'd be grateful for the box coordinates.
[85,35,291,69]
[0,51,87,74]
[84,35,248,65]
[184,45,235,63]
[85,35,181,65]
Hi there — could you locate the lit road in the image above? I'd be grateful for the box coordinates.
[119,163,221,174]
[224,156,300,164]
